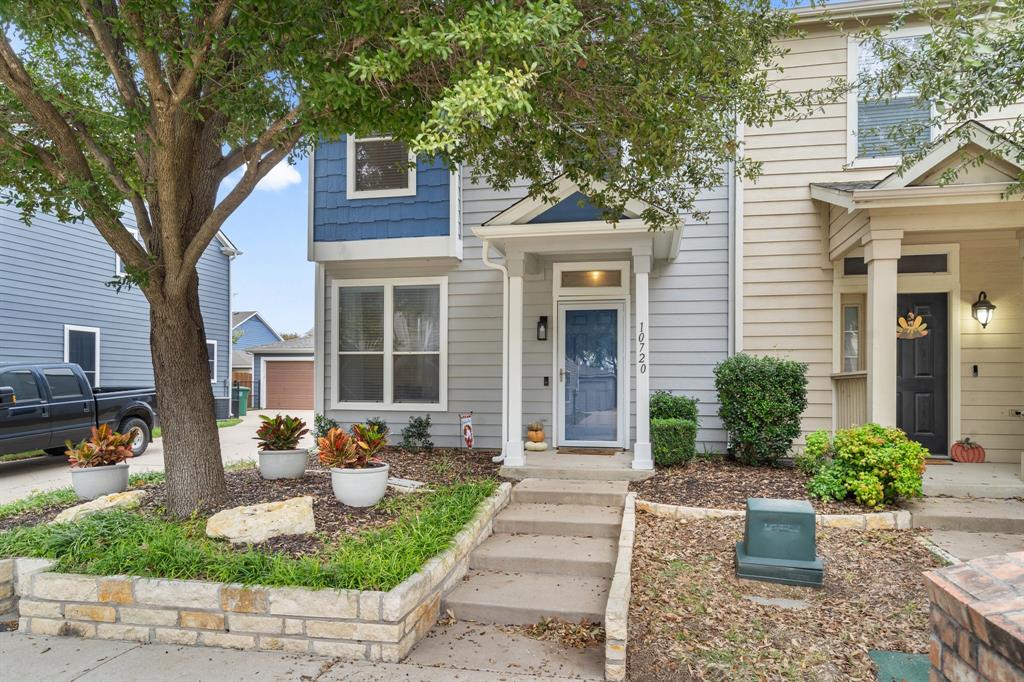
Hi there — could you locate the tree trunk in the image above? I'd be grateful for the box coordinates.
[149,272,227,517]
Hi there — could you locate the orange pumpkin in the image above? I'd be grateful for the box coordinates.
[950,438,985,463]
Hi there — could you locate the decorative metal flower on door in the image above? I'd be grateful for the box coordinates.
[896,311,929,339]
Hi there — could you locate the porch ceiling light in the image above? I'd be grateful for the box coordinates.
[971,291,996,329]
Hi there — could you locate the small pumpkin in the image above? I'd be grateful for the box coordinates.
[950,437,986,463]
[526,421,545,443]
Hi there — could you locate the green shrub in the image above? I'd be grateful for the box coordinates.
[807,424,927,508]
[649,391,699,425]
[795,429,831,475]
[313,413,340,440]
[651,418,697,467]
[713,353,808,466]
[401,415,434,452]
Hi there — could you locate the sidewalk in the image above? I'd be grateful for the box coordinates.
[0,631,588,682]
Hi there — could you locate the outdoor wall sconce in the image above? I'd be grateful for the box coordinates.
[971,291,996,329]
[537,316,548,341]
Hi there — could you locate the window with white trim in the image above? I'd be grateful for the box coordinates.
[346,136,416,199]
[335,279,446,408]
[842,304,862,373]
[850,30,931,162]
[114,227,146,276]
[64,325,100,387]
[206,340,218,383]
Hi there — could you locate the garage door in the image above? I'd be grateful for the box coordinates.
[264,360,314,409]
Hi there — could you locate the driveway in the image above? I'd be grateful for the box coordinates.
[0,410,315,504]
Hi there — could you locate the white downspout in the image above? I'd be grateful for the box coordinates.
[481,239,509,463]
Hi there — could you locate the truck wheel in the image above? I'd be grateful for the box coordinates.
[119,417,151,457]
[44,447,68,456]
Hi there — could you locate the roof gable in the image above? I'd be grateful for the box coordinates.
[876,121,1023,190]
[484,175,666,227]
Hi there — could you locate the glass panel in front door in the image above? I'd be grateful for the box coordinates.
[564,308,618,442]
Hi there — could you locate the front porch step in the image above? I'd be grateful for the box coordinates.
[907,497,1024,534]
[443,570,611,625]
[469,533,617,577]
[511,479,629,507]
[499,464,653,482]
[494,503,622,538]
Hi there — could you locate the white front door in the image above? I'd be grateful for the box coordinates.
[557,302,625,447]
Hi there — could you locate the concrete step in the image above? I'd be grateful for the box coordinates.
[494,503,622,538]
[908,497,1024,534]
[499,465,652,482]
[923,462,1024,500]
[470,534,617,577]
[512,479,629,507]
[927,530,1024,562]
[443,570,611,625]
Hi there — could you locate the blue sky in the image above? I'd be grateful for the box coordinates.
[220,158,313,335]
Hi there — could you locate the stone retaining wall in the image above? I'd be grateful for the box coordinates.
[635,499,912,530]
[925,551,1024,681]
[605,492,635,682]
[2,483,511,661]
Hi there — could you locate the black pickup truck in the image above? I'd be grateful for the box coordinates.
[0,363,158,458]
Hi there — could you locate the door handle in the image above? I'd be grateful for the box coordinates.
[8,406,37,416]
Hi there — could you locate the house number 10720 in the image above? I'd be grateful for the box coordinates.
[637,322,647,374]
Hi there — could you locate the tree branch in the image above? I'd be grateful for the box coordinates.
[172,0,235,104]
[216,104,302,178]
[122,8,172,106]
[78,0,142,113]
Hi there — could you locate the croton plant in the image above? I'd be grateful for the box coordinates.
[65,424,138,468]
[318,423,387,469]
[255,414,309,451]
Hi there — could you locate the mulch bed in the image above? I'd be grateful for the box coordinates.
[630,458,867,514]
[628,512,942,682]
[308,446,502,486]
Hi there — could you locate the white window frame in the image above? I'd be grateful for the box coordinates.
[841,303,863,373]
[846,25,932,169]
[207,340,218,383]
[63,324,101,387]
[346,135,417,199]
[330,276,448,411]
[114,227,145,276]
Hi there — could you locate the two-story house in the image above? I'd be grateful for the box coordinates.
[738,1,1024,462]
[0,206,238,419]
[309,137,735,469]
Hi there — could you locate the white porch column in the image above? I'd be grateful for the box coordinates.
[863,230,902,427]
[632,252,653,470]
[504,253,526,467]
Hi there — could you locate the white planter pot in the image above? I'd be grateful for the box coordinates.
[259,449,308,480]
[330,463,390,507]
[70,463,130,500]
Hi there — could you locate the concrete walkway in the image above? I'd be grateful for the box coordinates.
[0,630,595,681]
[0,411,315,504]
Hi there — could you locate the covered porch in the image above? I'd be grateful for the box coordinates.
[812,122,1024,460]
[473,176,682,472]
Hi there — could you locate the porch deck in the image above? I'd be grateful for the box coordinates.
[499,451,655,482]
[923,462,1024,499]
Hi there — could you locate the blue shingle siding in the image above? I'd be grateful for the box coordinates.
[528,192,627,224]
[313,137,451,241]
[0,206,233,418]
[233,317,279,350]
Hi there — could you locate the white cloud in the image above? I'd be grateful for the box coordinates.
[255,160,301,191]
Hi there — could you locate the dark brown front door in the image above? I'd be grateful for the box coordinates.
[896,293,949,455]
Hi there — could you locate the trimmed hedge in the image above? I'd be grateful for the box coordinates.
[714,353,808,466]
[650,390,699,424]
[651,418,697,467]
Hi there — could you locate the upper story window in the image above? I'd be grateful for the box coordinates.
[114,227,146,276]
[206,340,218,383]
[346,135,416,199]
[849,29,931,165]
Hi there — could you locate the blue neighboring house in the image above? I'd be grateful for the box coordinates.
[0,205,239,419]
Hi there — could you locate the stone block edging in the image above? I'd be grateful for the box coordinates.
[0,482,511,662]
[605,492,635,682]
[635,498,912,530]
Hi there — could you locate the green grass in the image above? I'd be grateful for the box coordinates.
[0,480,496,591]
[0,450,47,463]
[152,417,243,440]
[0,471,165,521]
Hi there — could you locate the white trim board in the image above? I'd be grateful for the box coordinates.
[328,275,449,412]
[63,324,101,387]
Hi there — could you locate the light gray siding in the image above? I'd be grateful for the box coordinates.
[320,170,730,451]
[0,206,234,418]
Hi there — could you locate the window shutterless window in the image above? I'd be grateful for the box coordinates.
[842,305,862,373]
[346,136,417,199]
[207,340,218,383]
[115,228,146,276]
[333,278,447,410]
[64,325,100,387]
[44,367,85,399]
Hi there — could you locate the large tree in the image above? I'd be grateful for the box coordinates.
[857,0,1024,189]
[0,0,833,516]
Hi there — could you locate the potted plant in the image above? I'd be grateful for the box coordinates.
[255,414,310,479]
[527,421,545,443]
[951,437,986,463]
[66,424,138,500]
[318,423,389,507]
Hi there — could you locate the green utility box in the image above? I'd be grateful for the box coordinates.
[735,498,823,587]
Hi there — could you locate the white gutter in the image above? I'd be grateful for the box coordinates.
[732,121,745,355]
[481,239,509,463]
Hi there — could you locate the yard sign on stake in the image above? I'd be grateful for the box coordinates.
[460,413,474,448]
